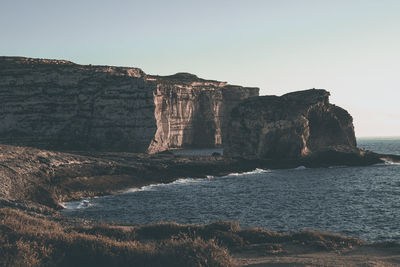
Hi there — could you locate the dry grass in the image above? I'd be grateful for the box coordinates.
[0,208,234,267]
[0,207,365,266]
[73,221,364,252]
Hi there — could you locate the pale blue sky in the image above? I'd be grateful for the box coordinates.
[1,0,399,137]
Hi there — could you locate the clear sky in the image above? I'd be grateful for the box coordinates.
[1,0,399,137]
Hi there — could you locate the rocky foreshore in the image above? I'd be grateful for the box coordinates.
[1,144,399,210]
[1,144,400,266]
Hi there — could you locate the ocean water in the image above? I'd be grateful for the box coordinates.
[63,138,400,243]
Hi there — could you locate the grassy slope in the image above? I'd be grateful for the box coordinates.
[1,207,373,267]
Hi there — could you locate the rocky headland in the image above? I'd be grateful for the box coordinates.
[224,88,400,167]
[1,57,400,266]
[225,89,356,159]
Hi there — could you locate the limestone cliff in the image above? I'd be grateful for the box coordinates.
[224,89,357,159]
[0,57,156,151]
[0,57,258,152]
[146,73,259,153]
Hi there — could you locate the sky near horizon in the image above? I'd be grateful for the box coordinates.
[1,0,399,137]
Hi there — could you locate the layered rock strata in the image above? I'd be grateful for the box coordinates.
[0,57,258,152]
[224,89,358,160]
[147,73,258,153]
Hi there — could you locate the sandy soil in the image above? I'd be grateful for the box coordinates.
[234,243,400,266]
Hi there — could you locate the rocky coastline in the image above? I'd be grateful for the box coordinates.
[1,144,400,266]
[1,143,399,211]
[2,57,400,266]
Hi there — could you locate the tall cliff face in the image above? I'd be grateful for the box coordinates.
[146,73,259,153]
[224,89,357,159]
[0,57,258,152]
[0,57,156,151]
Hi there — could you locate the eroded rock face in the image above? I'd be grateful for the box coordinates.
[0,57,258,152]
[146,73,259,153]
[224,89,357,159]
[0,57,156,151]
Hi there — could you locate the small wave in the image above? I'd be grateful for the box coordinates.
[384,160,400,166]
[328,165,347,169]
[373,160,400,167]
[124,169,269,194]
[170,177,204,185]
[123,178,205,194]
[62,199,94,210]
[225,168,270,177]
[294,166,307,170]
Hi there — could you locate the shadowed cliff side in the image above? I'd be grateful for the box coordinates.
[224,89,361,163]
[0,57,258,153]
[0,57,156,152]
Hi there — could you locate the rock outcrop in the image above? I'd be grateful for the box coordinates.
[224,89,358,160]
[146,73,258,153]
[0,57,258,152]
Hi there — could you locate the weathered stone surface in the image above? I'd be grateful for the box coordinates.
[224,89,357,159]
[146,73,258,153]
[0,57,258,152]
[0,57,155,151]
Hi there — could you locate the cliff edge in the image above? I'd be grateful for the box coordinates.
[0,57,258,153]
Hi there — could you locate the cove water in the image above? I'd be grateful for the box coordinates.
[62,138,400,243]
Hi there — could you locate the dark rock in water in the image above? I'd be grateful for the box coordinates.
[212,152,222,157]
[224,89,357,160]
[0,57,258,153]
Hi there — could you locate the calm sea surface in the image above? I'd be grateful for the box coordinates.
[63,138,400,243]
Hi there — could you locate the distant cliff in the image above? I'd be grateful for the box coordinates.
[0,57,258,152]
[224,89,358,160]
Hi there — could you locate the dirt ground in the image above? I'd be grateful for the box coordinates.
[234,243,400,266]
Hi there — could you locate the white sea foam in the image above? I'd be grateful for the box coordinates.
[225,168,270,177]
[123,169,270,194]
[64,169,270,209]
[328,165,347,169]
[62,199,94,210]
[123,177,205,194]
[294,166,307,170]
[372,160,400,167]
[384,160,400,166]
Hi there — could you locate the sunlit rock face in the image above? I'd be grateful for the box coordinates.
[224,89,357,159]
[0,57,258,152]
[146,73,259,153]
